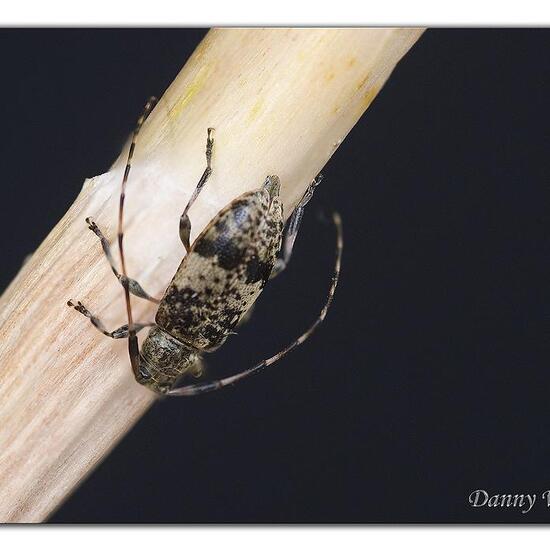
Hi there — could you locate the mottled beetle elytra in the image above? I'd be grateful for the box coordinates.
[68,97,343,396]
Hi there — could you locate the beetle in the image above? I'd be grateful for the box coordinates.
[68,98,343,396]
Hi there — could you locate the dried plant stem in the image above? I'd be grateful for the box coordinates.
[0,27,424,522]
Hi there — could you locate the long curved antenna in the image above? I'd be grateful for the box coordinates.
[118,96,157,375]
[168,211,343,397]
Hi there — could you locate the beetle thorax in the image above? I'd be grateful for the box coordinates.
[136,326,201,394]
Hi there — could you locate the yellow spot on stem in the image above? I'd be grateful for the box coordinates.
[361,84,381,112]
[248,98,263,121]
[169,65,211,119]
[356,72,370,92]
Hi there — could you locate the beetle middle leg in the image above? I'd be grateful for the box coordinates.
[67,300,154,339]
[179,127,214,253]
[270,174,323,280]
[86,217,159,303]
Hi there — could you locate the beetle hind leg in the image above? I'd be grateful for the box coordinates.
[179,127,215,253]
[270,174,323,280]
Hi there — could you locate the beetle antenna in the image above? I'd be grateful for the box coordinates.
[118,96,157,374]
[168,211,343,396]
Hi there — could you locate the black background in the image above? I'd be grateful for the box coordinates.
[0,29,549,523]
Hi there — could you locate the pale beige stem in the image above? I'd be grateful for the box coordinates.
[0,27,424,522]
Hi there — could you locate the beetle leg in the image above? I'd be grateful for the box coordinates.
[67,300,154,339]
[270,174,323,279]
[167,211,342,397]
[179,127,214,253]
[85,217,160,304]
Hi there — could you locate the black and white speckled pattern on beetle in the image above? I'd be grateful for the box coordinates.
[156,187,284,352]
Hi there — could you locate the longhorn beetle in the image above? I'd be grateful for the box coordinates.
[68,97,343,396]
